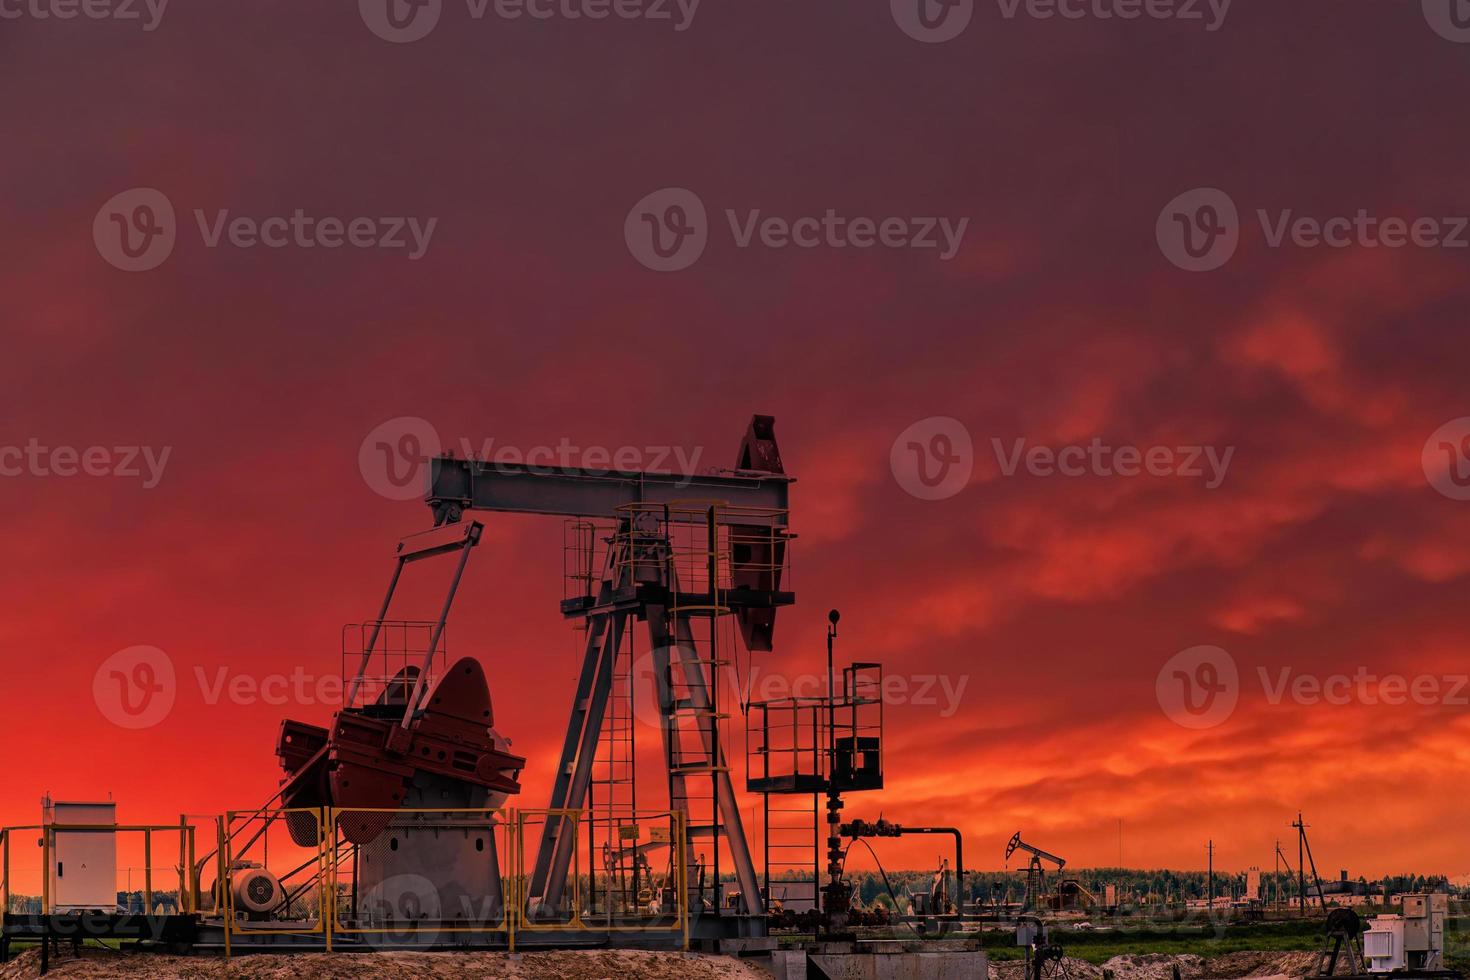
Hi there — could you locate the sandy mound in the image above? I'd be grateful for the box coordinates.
[991,951,1322,980]
[1199,952,1320,978]
[991,955,1105,980]
[1100,954,1207,980]
[0,949,772,980]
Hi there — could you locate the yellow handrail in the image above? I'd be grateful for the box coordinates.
[7,807,690,952]
[0,822,191,916]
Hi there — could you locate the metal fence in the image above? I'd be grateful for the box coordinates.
[5,806,688,955]
[219,807,331,954]
[1,820,196,917]
[513,808,688,948]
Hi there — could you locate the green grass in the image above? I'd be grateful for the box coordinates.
[977,916,1470,969]
[3,939,126,953]
[986,934,1322,965]
[973,919,1332,965]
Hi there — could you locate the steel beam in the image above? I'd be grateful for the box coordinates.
[426,457,791,526]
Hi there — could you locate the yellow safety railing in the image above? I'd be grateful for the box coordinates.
[221,807,331,957]
[513,808,688,949]
[513,809,585,935]
[0,820,197,917]
[328,806,513,949]
[0,826,35,916]
[7,806,687,955]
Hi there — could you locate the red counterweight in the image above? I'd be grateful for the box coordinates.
[276,657,524,846]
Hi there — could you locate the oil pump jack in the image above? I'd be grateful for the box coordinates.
[419,415,795,938]
[213,415,874,944]
[1007,833,1066,911]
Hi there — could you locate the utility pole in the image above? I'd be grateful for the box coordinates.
[1274,839,1281,913]
[1207,840,1215,910]
[1293,813,1306,916]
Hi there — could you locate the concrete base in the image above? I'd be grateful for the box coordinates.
[719,937,779,955]
[768,945,988,980]
[770,950,810,979]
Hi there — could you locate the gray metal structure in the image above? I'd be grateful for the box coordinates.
[424,457,789,528]
[1006,833,1065,911]
[423,416,795,929]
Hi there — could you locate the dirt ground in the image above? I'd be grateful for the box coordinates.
[0,948,773,980]
[989,951,1322,980]
[0,947,1329,980]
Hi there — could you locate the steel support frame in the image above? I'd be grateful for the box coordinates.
[527,534,629,908]
[646,602,761,915]
[528,526,762,917]
[531,616,631,908]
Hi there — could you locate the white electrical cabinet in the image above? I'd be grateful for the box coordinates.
[42,797,118,913]
[1365,915,1405,973]
[1365,894,1447,974]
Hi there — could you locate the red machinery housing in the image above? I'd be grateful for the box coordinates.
[276,659,524,845]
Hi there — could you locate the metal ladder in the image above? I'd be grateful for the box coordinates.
[587,625,638,915]
[763,791,819,913]
[663,609,728,911]
[530,512,762,917]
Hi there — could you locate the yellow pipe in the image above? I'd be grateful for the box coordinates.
[323,808,332,953]
[679,812,689,951]
[508,807,517,953]
[178,816,187,915]
[188,827,197,914]
[41,828,50,916]
[144,828,153,913]
[218,816,230,960]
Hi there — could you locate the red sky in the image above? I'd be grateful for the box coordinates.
[4,0,1470,886]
